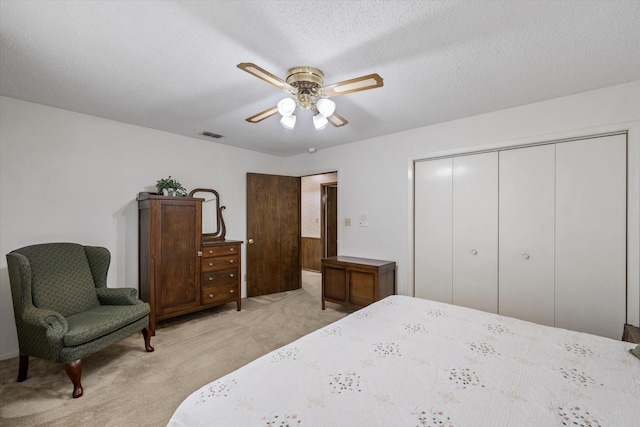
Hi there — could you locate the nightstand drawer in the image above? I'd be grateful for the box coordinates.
[202,268,238,285]
[202,255,238,272]
[202,283,237,305]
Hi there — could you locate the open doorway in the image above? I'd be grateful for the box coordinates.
[301,172,338,272]
[321,182,338,259]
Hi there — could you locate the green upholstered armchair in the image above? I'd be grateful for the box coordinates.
[6,242,154,398]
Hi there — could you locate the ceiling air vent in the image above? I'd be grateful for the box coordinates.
[202,131,224,139]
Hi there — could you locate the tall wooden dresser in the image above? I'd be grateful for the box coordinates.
[137,193,242,334]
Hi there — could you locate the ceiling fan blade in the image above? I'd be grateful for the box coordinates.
[321,73,383,98]
[237,63,296,94]
[246,106,279,123]
[327,113,348,127]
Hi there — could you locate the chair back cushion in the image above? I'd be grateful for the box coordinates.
[14,243,100,317]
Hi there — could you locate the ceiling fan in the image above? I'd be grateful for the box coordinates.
[237,63,383,130]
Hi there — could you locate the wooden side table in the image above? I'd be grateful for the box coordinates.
[321,256,396,310]
[623,323,640,344]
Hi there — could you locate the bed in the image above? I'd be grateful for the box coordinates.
[168,295,640,426]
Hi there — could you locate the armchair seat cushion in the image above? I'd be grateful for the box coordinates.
[64,303,150,347]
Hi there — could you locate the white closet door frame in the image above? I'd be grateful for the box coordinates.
[414,158,453,303]
[452,153,498,313]
[555,134,627,339]
[498,144,556,326]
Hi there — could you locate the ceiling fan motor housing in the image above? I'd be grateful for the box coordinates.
[286,66,324,86]
[286,66,325,109]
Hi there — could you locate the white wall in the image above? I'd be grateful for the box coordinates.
[2,80,639,360]
[0,96,287,359]
[289,80,640,330]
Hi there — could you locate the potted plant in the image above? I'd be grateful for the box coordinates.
[156,176,188,196]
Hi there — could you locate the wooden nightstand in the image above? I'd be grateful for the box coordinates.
[622,323,640,344]
[321,256,396,310]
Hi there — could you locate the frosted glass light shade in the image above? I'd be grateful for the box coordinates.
[280,114,296,129]
[277,98,296,116]
[313,114,328,130]
[316,98,335,117]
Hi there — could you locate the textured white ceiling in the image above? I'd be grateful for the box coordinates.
[1,1,639,157]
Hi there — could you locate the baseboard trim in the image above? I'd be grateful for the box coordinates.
[0,350,19,361]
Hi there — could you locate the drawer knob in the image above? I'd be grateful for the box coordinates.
[208,262,213,266]
[209,293,214,298]
[230,289,234,293]
[229,273,234,278]
[229,260,234,264]
[208,250,213,254]
[208,277,213,281]
[230,248,235,252]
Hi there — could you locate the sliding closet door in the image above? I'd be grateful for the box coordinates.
[555,135,626,339]
[499,144,556,326]
[452,153,498,313]
[414,158,453,303]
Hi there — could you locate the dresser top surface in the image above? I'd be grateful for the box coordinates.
[322,256,395,268]
[202,239,243,246]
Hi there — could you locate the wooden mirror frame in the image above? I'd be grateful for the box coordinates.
[189,188,226,242]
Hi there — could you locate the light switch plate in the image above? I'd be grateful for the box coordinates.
[359,212,368,227]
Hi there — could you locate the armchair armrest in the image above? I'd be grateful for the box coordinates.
[96,287,142,305]
[22,307,68,341]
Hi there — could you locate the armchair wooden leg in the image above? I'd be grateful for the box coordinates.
[17,355,28,382]
[142,326,154,352]
[65,360,83,398]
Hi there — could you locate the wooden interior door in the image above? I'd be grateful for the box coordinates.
[246,173,301,296]
[321,183,338,258]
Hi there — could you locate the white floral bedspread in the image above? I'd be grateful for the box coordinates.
[167,295,640,426]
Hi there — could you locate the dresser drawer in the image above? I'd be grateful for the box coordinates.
[202,268,238,285]
[202,283,238,306]
[202,255,238,272]
[202,245,239,258]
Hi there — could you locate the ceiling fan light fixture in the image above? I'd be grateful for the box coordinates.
[280,114,296,129]
[277,98,296,117]
[313,113,329,130]
[316,98,335,117]
[238,62,382,130]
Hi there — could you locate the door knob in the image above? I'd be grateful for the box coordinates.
[522,253,530,260]
[471,249,478,255]
[248,238,255,244]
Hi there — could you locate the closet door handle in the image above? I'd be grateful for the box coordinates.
[470,249,478,255]
[522,253,530,260]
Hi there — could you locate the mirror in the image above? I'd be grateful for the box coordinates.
[189,188,226,241]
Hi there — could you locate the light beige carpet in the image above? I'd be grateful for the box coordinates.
[0,271,351,426]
